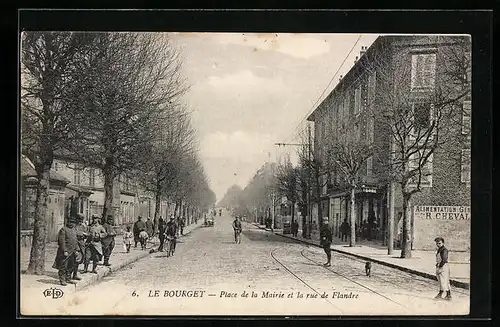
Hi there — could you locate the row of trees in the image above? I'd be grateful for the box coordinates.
[273,36,471,258]
[21,32,215,274]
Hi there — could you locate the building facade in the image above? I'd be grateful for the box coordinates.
[307,35,471,251]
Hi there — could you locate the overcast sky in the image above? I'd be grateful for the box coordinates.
[170,33,380,202]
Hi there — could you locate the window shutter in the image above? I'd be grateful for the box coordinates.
[461,149,471,183]
[462,100,471,135]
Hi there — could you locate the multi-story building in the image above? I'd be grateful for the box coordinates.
[307,35,471,251]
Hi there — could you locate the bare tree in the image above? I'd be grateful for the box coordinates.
[21,32,96,274]
[64,33,188,220]
[364,35,471,258]
[275,157,299,224]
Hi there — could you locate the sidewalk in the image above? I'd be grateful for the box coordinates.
[252,223,470,290]
[20,220,204,294]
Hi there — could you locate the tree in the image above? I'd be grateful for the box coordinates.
[324,132,373,247]
[65,33,187,220]
[275,157,299,224]
[21,32,96,274]
[363,35,471,258]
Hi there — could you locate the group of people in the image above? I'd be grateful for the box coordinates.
[53,214,116,286]
[130,215,186,251]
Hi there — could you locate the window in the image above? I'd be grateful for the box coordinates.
[366,156,373,176]
[366,116,374,143]
[73,168,81,185]
[368,72,376,104]
[408,151,433,187]
[461,149,471,184]
[354,86,362,116]
[411,102,434,135]
[411,53,436,90]
[89,169,95,187]
[462,100,471,135]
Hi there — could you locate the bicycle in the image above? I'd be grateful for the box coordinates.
[166,235,176,257]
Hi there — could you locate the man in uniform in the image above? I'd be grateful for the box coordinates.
[165,215,178,254]
[146,217,154,238]
[83,215,106,274]
[101,215,116,266]
[52,215,78,286]
[72,214,88,281]
[319,217,332,267]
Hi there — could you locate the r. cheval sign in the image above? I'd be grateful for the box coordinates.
[414,205,471,220]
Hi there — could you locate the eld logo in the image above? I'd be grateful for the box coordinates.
[43,288,64,299]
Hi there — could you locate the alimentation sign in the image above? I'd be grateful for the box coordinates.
[414,205,471,220]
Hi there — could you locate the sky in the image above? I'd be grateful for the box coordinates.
[170,33,380,202]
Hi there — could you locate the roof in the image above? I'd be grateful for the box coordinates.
[21,156,71,184]
[66,183,94,195]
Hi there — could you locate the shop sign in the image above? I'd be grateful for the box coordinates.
[414,205,471,220]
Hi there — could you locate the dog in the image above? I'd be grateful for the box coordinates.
[365,261,372,277]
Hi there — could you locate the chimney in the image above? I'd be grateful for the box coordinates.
[339,74,343,82]
[360,45,367,57]
[354,56,358,64]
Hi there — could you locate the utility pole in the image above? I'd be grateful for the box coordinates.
[388,133,395,255]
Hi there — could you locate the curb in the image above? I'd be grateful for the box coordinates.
[252,223,470,290]
[74,223,202,292]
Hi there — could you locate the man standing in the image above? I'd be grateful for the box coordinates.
[72,214,88,281]
[340,219,349,242]
[52,216,78,286]
[434,237,452,301]
[133,216,146,248]
[157,217,166,252]
[319,217,332,267]
[101,215,116,266]
[232,216,242,244]
[146,217,154,238]
[166,216,178,255]
[83,216,106,274]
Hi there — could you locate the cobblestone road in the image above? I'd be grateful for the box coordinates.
[33,212,469,316]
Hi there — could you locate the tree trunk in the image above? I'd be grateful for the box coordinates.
[102,162,115,221]
[387,183,395,255]
[349,187,356,247]
[26,169,50,275]
[153,186,161,234]
[174,200,179,217]
[291,201,295,223]
[400,192,412,258]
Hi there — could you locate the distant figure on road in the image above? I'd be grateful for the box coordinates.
[146,217,154,238]
[340,219,349,242]
[166,216,178,254]
[133,216,146,248]
[157,217,166,252]
[219,209,222,216]
[292,220,299,237]
[320,217,332,267]
[180,217,186,235]
[52,215,78,286]
[232,216,242,244]
[434,237,452,301]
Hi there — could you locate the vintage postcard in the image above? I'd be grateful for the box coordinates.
[19,30,472,316]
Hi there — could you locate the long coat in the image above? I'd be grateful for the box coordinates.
[52,226,78,270]
[87,223,107,257]
[145,220,154,237]
[133,220,146,241]
[101,223,116,247]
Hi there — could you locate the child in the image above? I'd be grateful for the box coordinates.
[123,226,133,253]
[139,229,149,250]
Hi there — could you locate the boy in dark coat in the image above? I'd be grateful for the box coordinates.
[319,217,333,267]
[52,216,78,286]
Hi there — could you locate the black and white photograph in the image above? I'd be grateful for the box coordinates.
[17,14,484,316]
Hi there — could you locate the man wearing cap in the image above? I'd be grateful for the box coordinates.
[71,214,88,281]
[101,215,116,266]
[319,217,333,267]
[83,215,106,274]
[52,215,78,286]
[165,216,178,254]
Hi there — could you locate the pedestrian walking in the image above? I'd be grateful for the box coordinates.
[434,237,452,301]
[123,226,133,253]
[133,216,146,248]
[52,215,78,286]
[82,216,106,274]
[232,215,242,244]
[340,219,349,242]
[157,217,166,251]
[101,215,116,266]
[319,217,332,267]
[72,213,88,281]
[166,216,178,254]
[180,217,185,235]
[146,217,154,238]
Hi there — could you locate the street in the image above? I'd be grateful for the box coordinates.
[27,211,469,316]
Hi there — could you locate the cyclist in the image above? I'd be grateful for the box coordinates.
[232,215,242,244]
[165,215,178,256]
